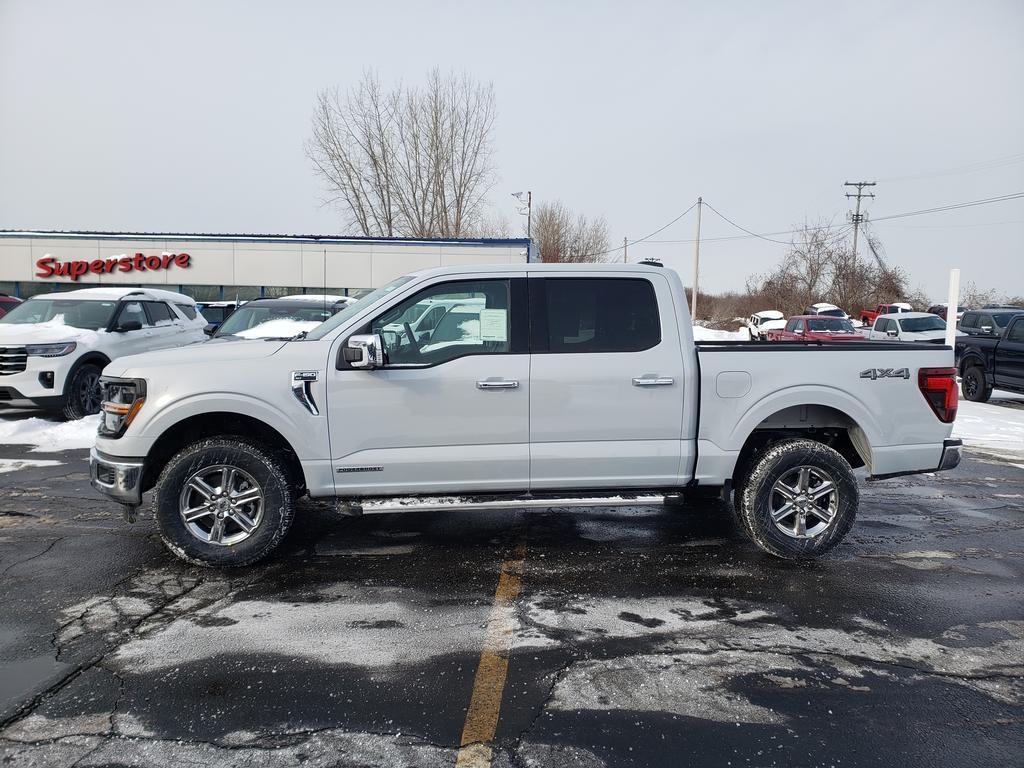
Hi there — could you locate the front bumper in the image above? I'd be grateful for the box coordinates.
[869,438,964,481]
[89,447,144,506]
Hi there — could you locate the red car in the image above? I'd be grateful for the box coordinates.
[767,315,867,342]
[860,302,913,326]
[0,293,22,318]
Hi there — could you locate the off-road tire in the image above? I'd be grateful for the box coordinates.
[961,365,992,403]
[737,439,858,560]
[61,363,103,420]
[153,437,294,567]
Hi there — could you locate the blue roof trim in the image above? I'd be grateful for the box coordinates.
[0,229,530,247]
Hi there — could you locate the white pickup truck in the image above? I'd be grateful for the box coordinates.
[89,264,962,566]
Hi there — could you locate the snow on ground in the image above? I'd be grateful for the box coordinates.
[233,319,320,339]
[0,414,100,452]
[954,391,1024,463]
[0,458,63,474]
[692,325,750,341]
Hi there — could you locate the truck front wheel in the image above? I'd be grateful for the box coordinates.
[153,437,295,567]
[737,439,858,559]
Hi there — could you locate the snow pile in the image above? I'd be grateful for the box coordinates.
[0,414,100,452]
[0,316,104,346]
[233,319,321,339]
[692,325,750,341]
[0,458,63,474]
[954,393,1024,462]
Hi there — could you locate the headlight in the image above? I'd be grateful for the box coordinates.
[25,342,77,357]
[98,377,147,438]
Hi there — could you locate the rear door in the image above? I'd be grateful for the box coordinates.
[142,301,183,349]
[995,318,1024,389]
[528,274,684,489]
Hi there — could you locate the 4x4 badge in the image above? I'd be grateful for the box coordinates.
[860,368,910,380]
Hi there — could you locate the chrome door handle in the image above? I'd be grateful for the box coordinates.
[477,380,519,390]
[632,377,674,386]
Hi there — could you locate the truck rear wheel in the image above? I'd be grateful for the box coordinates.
[961,365,992,403]
[737,439,857,559]
[153,437,295,567]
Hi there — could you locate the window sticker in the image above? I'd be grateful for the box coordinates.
[479,308,508,341]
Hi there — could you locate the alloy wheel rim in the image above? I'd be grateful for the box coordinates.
[965,371,978,397]
[769,465,839,539]
[80,372,101,413]
[178,464,264,546]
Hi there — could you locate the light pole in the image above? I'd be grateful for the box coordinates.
[512,191,532,240]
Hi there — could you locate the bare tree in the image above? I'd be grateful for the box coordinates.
[306,70,497,238]
[746,222,913,316]
[532,200,611,262]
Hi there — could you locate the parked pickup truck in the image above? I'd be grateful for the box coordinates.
[860,302,913,326]
[766,315,866,342]
[89,264,963,566]
[956,311,1024,401]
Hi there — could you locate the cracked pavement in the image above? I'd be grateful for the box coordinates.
[0,438,1021,767]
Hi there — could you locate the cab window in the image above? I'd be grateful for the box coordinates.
[370,280,511,367]
[115,301,151,329]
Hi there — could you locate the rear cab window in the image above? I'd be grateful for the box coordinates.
[538,278,660,353]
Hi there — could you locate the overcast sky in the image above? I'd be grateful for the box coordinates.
[1,0,1021,299]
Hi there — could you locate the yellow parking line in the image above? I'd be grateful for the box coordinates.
[455,543,526,768]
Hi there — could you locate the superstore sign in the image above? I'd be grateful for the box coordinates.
[36,252,191,281]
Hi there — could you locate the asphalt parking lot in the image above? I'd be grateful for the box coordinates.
[0,430,1022,767]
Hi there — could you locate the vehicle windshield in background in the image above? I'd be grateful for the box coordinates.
[807,318,856,333]
[215,306,333,338]
[198,305,232,324]
[993,312,1021,327]
[0,299,117,330]
[818,308,847,318]
[304,276,415,340]
[900,316,946,333]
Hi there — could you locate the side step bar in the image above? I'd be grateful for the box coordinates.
[337,492,671,516]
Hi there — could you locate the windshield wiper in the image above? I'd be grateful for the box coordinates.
[292,330,309,340]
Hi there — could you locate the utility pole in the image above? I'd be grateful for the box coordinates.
[692,197,702,319]
[623,236,628,262]
[844,181,876,257]
[512,190,532,240]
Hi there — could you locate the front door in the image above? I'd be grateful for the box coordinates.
[528,274,685,489]
[110,300,156,355]
[327,277,529,496]
[995,318,1024,389]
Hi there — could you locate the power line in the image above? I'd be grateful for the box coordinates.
[584,199,699,260]
[869,191,1024,222]
[875,152,1024,183]
[701,201,796,245]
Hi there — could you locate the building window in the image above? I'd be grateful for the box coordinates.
[262,286,308,298]
[230,286,262,301]
[179,285,221,302]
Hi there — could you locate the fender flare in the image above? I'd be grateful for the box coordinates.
[726,384,882,452]
[62,353,112,397]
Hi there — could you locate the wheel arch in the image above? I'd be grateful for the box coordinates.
[62,352,112,392]
[731,401,872,483]
[141,411,307,494]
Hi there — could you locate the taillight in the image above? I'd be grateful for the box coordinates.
[918,367,958,423]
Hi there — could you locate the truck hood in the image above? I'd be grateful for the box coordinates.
[106,338,288,377]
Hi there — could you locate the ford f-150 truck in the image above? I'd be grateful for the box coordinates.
[89,264,962,566]
[956,311,1024,401]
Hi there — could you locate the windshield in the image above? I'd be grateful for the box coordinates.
[899,316,945,333]
[198,305,233,324]
[304,276,416,340]
[818,308,847,318]
[215,305,334,338]
[0,298,118,330]
[993,312,1022,327]
[807,318,856,333]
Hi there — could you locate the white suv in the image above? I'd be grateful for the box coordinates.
[0,287,206,419]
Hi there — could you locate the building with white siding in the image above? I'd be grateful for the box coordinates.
[0,231,532,301]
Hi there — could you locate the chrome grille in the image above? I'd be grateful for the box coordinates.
[0,346,28,375]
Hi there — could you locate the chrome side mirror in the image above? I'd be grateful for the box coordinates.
[886,328,899,337]
[343,333,384,369]
[980,325,993,334]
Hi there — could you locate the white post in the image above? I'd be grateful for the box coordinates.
[944,268,960,348]
[692,197,702,319]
